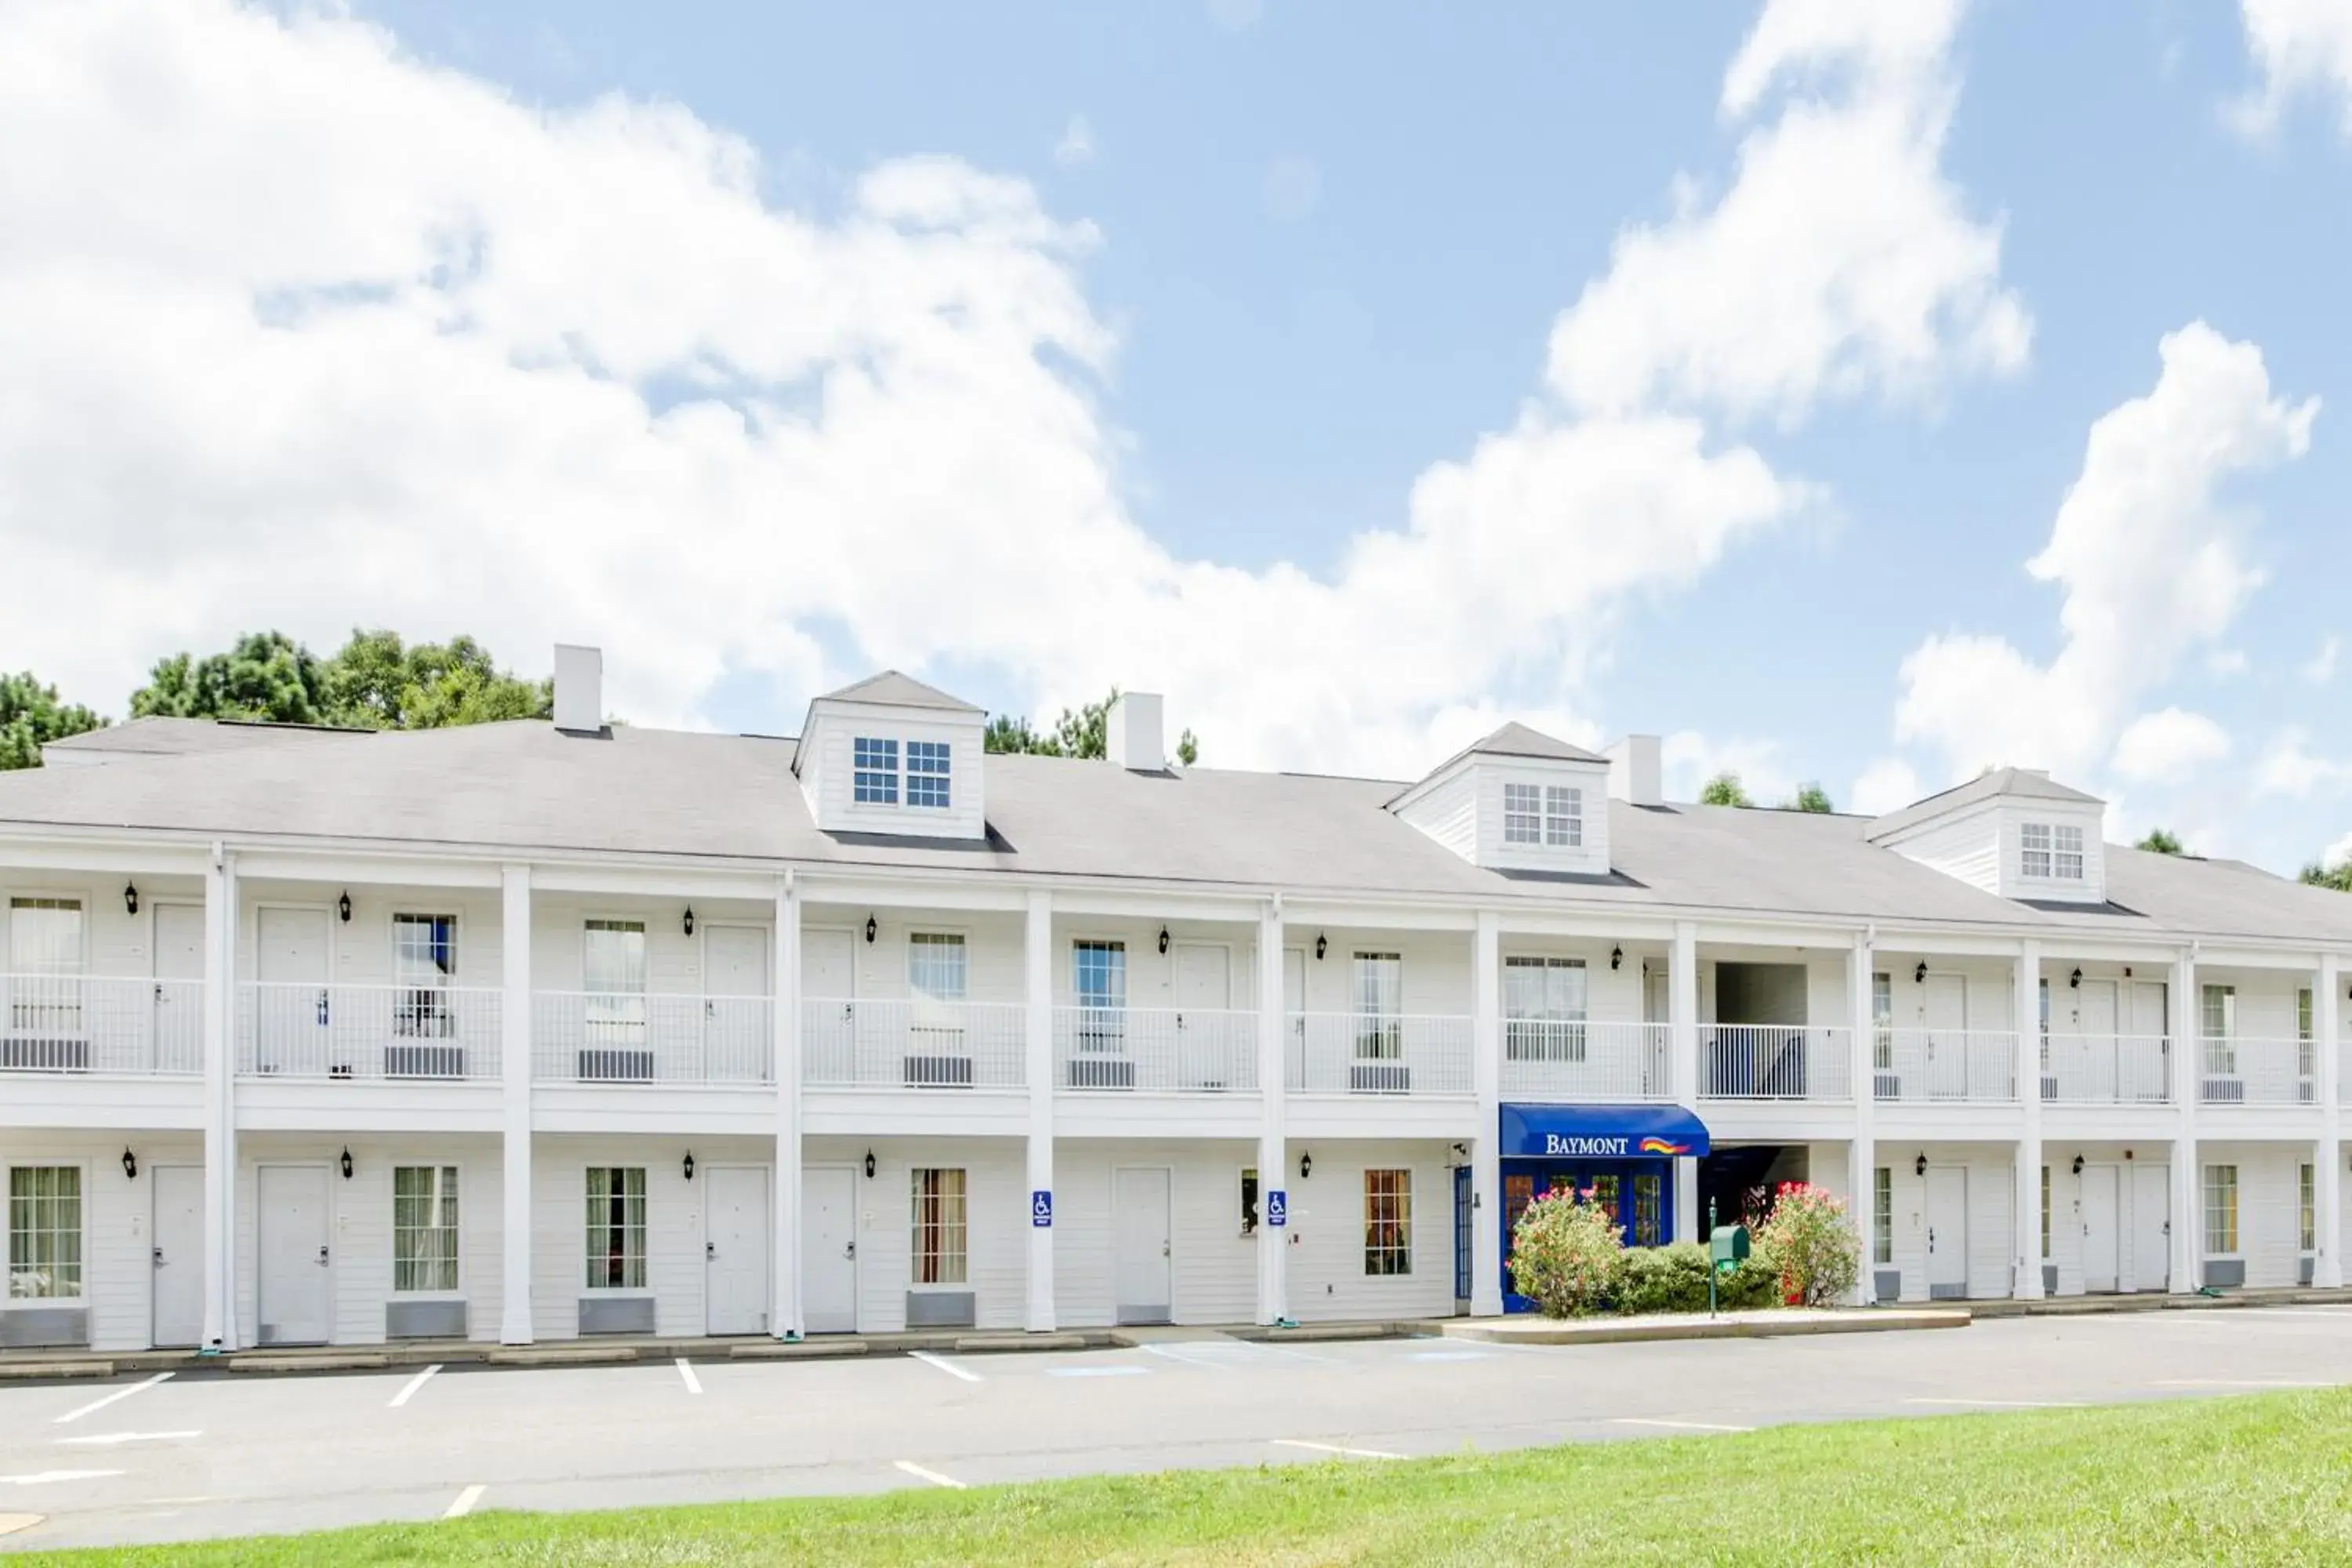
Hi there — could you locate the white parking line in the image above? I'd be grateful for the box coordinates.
[1270,1439,1404,1461]
[53,1373,172,1426]
[0,1471,123,1487]
[894,1460,967,1490]
[444,1484,485,1519]
[1610,1417,1754,1433]
[0,1515,43,1537]
[388,1365,441,1409]
[1906,1398,2083,1409]
[56,1432,201,1447]
[909,1351,982,1384]
[676,1358,702,1395]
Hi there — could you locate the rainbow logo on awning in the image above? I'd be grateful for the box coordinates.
[1637,1137,1690,1156]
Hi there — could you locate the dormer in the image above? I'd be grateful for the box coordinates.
[1389,723,1612,877]
[793,671,987,842]
[1867,768,2109,906]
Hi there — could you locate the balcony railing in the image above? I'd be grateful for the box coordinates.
[241,982,502,1081]
[532,992,771,1085]
[1052,1006,1258,1094]
[2039,1033,2172,1105]
[2198,1037,2317,1107]
[1700,1025,1852,1102]
[0,975,203,1076]
[803,996,1025,1091]
[1501,1020,1671,1102]
[1871,1029,2016,1103]
[1287,1012,1474,1098]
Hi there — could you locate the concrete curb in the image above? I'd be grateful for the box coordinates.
[729,1339,870,1360]
[0,1360,114,1381]
[1442,1308,1969,1346]
[487,1345,639,1367]
[228,1352,391,1374]
[954,1332,1091,1354]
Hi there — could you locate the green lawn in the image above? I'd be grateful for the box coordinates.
[20,1388,2352,1566]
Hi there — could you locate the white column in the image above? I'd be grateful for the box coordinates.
[2014,938,2044,1300]
[1849,929,1876,1305]
[2172,949,2199,1294]
[1024,889,1055,1333]
[773,875,804,1338]
[201,843,236,1352]
[499,863,534,1345]
[2318,953,2343,1289]
[1256,898,1289,1326]
[1670,920,1699,1244]
[1470,910,1503,1317]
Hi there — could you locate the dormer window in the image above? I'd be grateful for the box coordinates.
[907,741,952,809]
[2021,822,2084,881]
[853,738,899,804]
[1507,782,1581,847]
[1503,783,1541,844]
[1545,786,1582,848]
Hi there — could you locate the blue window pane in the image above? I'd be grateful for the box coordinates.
[853,737,898,804]
[1073,941,1126,1009]
[907,741,951,809]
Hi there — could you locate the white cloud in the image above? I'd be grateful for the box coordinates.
[2302,634,2339,684]
[1052,114,1095,169]
[1261,154,1319,222]
[2323,829,2352,870]
[2234,0,2352,137]
[2110,707,2231,785]
[2256,728,2352,798]
[1849,756,1925,817]
[1893,322,2317,782]
[1659,732,1810,807]
[1545,0,2028,423]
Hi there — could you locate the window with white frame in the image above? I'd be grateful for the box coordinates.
[1072,940,1125,1053]
[585,1167,647,1290]
[7,897,83,1038]
[2053,824,2085,880]
[853,737,899,804]
[1544,786,1582,848]
[2302,1163,2317,1255]
[1354,952,1403,1061]
[1872,973,1893,1070]
[1872,1167,1893,1265]
[2201,984,2236,1077]
[912,1167,967,1286]
[1364,1169,1412,1276]
[2299,988,2316,1083]
[2020,822,2053,879]
[1503,956,1587,1062]
[1501,782,1542,844]
[8,1166,82,1301]
[2202,1164,2239,1257]
[393,1166,459,1294]
[393,914,458,1040]
[583,920,648,1047]
[1240,1167,1258,1235]
[908,933,967,1001]
[906,740,951,809]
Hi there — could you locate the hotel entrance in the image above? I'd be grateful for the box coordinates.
[1497,1104,1711,1313]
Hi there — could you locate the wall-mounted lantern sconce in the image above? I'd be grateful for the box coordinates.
[339,1147,354,1180]
[1610,946,1623,971]
[682,1151,696,1181]
[863,1149,877,1180]
[1915,962,1927,985]
[337,891,353,924]
[864,915,878,945]
[2124,966,2133,979]
[1448,1142,1468,1163]
[124,882,140,916]
[683,906,696,937]
[1158,926,1171,956]
[122,1148,138,1180]
[1300,1151,1313,1181]
[1314,933,1328,961]
[2070,967,2083,990]
[1915,1153,1928,1177]
[2071,1155,2084,1176]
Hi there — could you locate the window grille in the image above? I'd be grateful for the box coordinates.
[585,1167,647,1290]
[1543,786,1582,847]
[906,741,951,808]
[853,737,899,804]
[394,1166,459,1294]
[1364,1169,1412,1276]
[8,1165,82,1301]
[912,1168,968,1285]
[1501,782,1541,844]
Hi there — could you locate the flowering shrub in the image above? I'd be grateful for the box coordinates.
[1753,1181,1860,1307]
[1510,1188,1624,1317]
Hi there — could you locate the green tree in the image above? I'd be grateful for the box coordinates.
[130,631,329,724]
[0,672,107,771]
[127,629,549,731]
[986,688,1200,766]
[2136,828,2185,855]
[1787,782,1833,813]
[2302,858,2352,893]
[1699,771,1752,808]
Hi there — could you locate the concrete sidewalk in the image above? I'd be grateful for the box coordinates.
[1444,1307,1969,1346]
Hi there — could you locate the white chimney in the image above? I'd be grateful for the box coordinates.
[553,644,604,733]
[1105,691,1164,771]
[1607,735,1662,808]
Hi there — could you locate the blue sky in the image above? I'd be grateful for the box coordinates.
[1,0,2347,873]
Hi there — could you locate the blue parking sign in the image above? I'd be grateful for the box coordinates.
[1265,1189,1287,1228]
[1032,1190,1053,1228]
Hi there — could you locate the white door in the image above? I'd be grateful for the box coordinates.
[151,1164,205,1348]
[2131,1163,2172,1291]
[1923,975,1969,1098]
[702,926,770,1082]
[2127,981,2170,1101]
[1113,1167,1173,1325]
[1925,1166,1969,1298]
[703,1166,769,1336]
[802,1167,858,1334]
[1174,943,1232,1088]
[257,1164,332,1346]
[256,907,331,1075]
[152,904,205,1074]
[2081,1164,2121,1294]
[802,929,857,1081]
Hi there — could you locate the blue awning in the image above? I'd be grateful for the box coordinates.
[1498,1103,1710,1160]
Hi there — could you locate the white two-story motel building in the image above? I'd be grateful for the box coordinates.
[2,647,2349,1354]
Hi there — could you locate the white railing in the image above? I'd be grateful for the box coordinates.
[2040,1033,2172,1105]
[1871,1029,2016,1103]
[1700,1025,1852,1101]
[1501,1020,1671,1102]
[532,992,772,1085]
[2198,1037,2317,1106]
[1052,1007,1258,1094]
[2343,1043,2352,1108]
[802,997,1025,1091]
[241,982,502,1081]
[0,975,203,1076]
[1287,1012,1474,1098]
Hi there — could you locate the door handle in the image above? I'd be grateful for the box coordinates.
[1161,1243,1171,1258]
[706,1241,716,1260]
[317,1245,330,1265]
[844,1243,856,1260]
[153,1246,164,1265]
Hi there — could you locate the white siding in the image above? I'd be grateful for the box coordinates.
[1994,804,2108,905]
[1476,761,1612,878]
[1052,1140,1258,1327]
[1391,767,1477,864]
[1879,801,2003,895]
[1283,1141,1454,1323]
[802,1136,1025,1334]
[2203,1142,2304,1289]
[798,701,987,843]
[0,1131,204,1352]
[1876,1144,2018,1302]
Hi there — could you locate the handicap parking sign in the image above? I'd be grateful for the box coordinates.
[1031,1189,1053,1228]
[1265,1189,1287,1228]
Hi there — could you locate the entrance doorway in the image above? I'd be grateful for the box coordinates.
[1925,1167,1969,1299]
[1500,1159,1671,1312]
[701,926,769,1082]
[802,1167,858,1333]
[151,1164,205,1348]
[703,1166,769,1336]
[257,1164,332,1346]
[2082,1164,2121,1293]
[1113,1167,1172,1325]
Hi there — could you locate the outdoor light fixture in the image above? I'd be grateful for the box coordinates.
[1158,926,1171,955]
[682,1151,695,1182]
[1300,1152,1313,1181]
[1915,962,1927,985]
[863,1149,877,1179]
[682,906,695,937]
[1315,933,1328,961]
[123,881,139,916]
[337,891,352,924]
[1610,946,1623,971]
[339,1147,354,1180]
[1449,1142,1468,1163]
[2070,967,2083,989]
[865,915,877,944]
[121,1148,137,1180]
[2072,1155,2085,1176]
[1915,1153,1927,1177]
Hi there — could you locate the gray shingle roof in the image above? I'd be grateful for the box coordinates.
[813,671,981,712]
[1464,722,1607,765]
[1866,767,2106,840]
[41,717,372,760]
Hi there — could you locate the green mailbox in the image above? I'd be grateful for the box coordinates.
[1709,1224,1751,1270]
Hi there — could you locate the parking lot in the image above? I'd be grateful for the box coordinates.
[5,1307,2352,1552]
